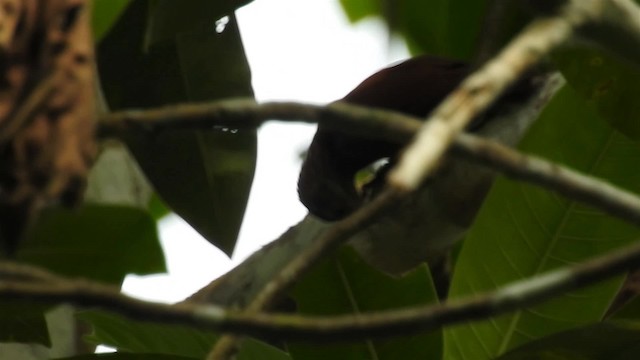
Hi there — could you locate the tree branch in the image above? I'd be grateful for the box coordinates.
[3,238,640,341]
[0,261,66,283]
[100,97,640,229]
[453,134,640,225]
[99,99,418,143]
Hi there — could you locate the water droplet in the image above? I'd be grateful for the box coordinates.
[215,16,229,33]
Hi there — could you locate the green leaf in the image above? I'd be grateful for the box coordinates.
[0,302,50,346]
[58,353,195,360]
[288,247,441,360]
[92,0,132,42]
[78,311,290,360]
[79,311,217,359]
[124,127,256,256]
[98,2,257,256]
[444,86,640,359]
[496,321,640,360]
[16,204,165,285]
[554,46,640,140]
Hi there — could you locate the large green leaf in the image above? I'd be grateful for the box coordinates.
[79,310,290,360]
[288,247,441,360]
[444,86,640,359]
[554,46,640,140]
[496,321,640,360]
[16,204,165,285]
[98,1,257,256]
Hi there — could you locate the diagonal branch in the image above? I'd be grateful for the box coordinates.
[207,188,403,359]
[388,0,640,192]
[387,6,581,191]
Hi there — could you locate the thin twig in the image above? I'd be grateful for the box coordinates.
[248,189,401,310]
[3,239,640,341]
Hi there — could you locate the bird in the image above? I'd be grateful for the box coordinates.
[298,55,562,276]
[186,56,563,305]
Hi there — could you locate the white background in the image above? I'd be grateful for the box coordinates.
[122,0,409,303]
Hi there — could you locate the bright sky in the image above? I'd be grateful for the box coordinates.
[121,0,408,303]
